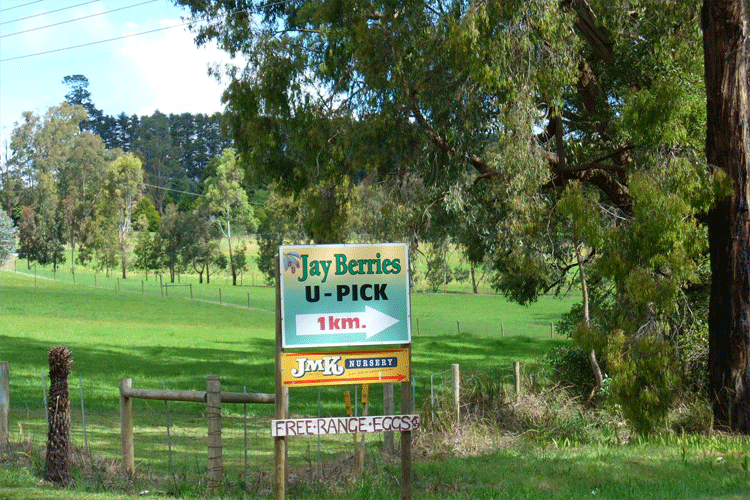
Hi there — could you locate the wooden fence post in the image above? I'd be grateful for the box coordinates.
[207,375,222,494]
[513,361,521,400]
[0,362,9,453]
[401,374,413,500]
[452,363,460,426]
[119,378,134,474]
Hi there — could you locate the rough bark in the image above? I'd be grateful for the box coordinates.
[703,0,750,432]
[44,346,74,485]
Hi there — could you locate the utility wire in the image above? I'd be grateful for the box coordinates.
[1,0,101,25]
[0,0,44,13]
[144,183,204,197]
[0,0,272,63]
[0,0,158,38]
[0,20,193,62]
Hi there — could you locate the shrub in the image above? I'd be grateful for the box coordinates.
[543,345,599,398]
[678,320,709,393]
[132,197,161,232]
[607,329,679,435]
[420,368,625,447]
[669,393,713,434]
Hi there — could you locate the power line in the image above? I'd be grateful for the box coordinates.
[0,0,159,38]
[1,0,101,26]
[144,182,204,197]
[0,0,43,13]
[0,1,283,63]
[0,20,193,63]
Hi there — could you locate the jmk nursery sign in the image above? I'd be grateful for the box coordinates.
[281,348,410,386]
[280,243,411,348]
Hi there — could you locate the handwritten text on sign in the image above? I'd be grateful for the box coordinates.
[271,414,420,437]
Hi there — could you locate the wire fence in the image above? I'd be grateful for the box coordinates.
[2,353,537,493]
[2,257,558,484]
[6,371,436,480]
[3,258,276,312]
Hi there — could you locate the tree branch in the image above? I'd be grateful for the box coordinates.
[407,99,503,182]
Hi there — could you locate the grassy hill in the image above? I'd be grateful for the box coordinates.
[1,268,749,499]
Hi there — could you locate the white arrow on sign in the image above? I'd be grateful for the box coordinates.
[296,306,400,340]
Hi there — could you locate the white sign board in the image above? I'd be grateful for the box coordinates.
[271,414,421,437]
[279,243,411,348]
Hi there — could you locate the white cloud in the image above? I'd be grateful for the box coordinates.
[0,1,243,148]
[116,19,235,117]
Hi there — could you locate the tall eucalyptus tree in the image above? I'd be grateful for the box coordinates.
[177,1,731,429]
[702,0,750,432]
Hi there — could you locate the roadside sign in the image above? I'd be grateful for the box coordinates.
[281,348,410,387]
[272,414,421,437]
[279,243,411,348]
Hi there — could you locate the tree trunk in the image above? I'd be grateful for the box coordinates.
[703,0,750,432]
[70,239,75,277]
[45,346,73,485]
[226,217,237,286]
[575,236,603,400]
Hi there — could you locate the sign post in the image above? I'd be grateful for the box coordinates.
[274,256,287,500]
[274,243,414,500]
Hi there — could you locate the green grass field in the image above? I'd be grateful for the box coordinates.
[2,266,750,499]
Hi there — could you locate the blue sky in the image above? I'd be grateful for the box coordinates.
[0,0,236,153]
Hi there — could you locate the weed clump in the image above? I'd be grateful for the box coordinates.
[417,369,626,456]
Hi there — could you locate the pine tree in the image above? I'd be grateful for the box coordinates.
[44,346,74,485]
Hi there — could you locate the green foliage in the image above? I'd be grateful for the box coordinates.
[543,345,599,398]
[100,153,144,278]
[179,206,223,283]
[0,212,17,264]
[607,329,680,435]
[203,149,258,285]
[557,181,603,249]
[16,203,66,270]
[299,178,354,244]
[255,189,306,284]
[678,320,710,394]
[8,104,97,271]
[132,197,160,232]
[488,186,588,306]
[233,241,249,275]
[133,111,180,215]
[154,204,185,281]
[424,241,454,293]
[132,229,157,275]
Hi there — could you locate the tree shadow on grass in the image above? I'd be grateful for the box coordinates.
[412,334,569,375]
[0,334,278,410]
